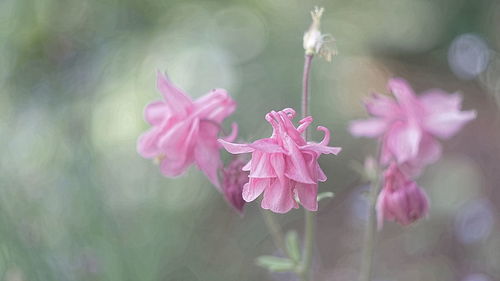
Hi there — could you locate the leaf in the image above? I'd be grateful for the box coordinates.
[317,191,334,202]
[285,231,301,262]
[256,256,295,272]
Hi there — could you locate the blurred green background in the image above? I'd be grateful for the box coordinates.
[1,0,499,280]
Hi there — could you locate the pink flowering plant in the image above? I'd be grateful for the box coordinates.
[137,6,476,281]
[350,78,476,281]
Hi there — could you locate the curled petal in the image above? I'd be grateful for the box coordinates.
[297,116,313,134]
[277,110,306,145]
[282,108,296,118]
[222,122,239,142]
[218,139,254,154]
[316,126,330,146]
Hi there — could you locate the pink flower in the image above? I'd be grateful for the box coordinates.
[219,108,341,213]
[137,72,237,188]
[222,157,249,213]
[376,163,429,228]
[349,78,476,173]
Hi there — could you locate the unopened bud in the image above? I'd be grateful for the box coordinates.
[303,6,337,61]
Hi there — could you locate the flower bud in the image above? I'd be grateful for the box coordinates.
[222,157,249,213]
[376,163,429,228]
[303,6,337,61]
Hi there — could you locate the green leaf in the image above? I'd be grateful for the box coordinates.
[256,255,295,272]
[317,191,334,202]
[285,231,301,262]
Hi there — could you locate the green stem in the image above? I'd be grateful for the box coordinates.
[359,171,382,281]
[260,209,287,254]
[300,210,315,280]
[300,53,315,281]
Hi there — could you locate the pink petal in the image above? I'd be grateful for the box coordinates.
[248,138,286,153]
[349,118,389,138]
[388,78,419,112]
[420,92,476,139]
[297,116,313,134]
[194,123,224,189]
[156,71,192,116]
[301,143,342,155]
[144,101,169,126]
[295,183,318,211]
[283,135,316,184]
[193,89,236,122]
[401,134,442,177]
[137,128,161,158]
[261,178,297,213]
[376,188,390,230]
[385,121,422,163]
[158,119,199,177]
[242,160,251,171]
[218,139,254,154]
[222,122,238,142]
[364,93,400,119]
[317,166,327,182]
[242,178,268,202]
[249,151,278,178]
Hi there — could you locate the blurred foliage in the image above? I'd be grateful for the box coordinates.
[0,0,499,280]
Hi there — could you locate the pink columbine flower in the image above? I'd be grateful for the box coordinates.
[376,163,429,228]
[349,78,476,174]
[222,157,249,213]
[219,108,341,213]
[137,72,237,189]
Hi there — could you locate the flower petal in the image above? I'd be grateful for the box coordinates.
[242,178,268,202]
[295,183,318,211]
[364,93,400,119]
[248,138,286,153]
[261,178,297,213]
[388,78,419,112]
[420,91,476,139]
[385,121,422,163]
[194,123,223,189]
[194,89,236,122]
[158,119,199,177]
[349,118,389,138]
[218,139,254,154]
[137,128,162,158]
[249,151,278,178]
[144,101,169,126]
[156,71,192,115]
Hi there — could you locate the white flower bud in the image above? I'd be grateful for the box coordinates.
[302,7,337,61]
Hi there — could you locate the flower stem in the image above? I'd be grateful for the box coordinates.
[260,209,287,254]
[359,169,382,281]
[300,53,315,281]
[302,54,314,132]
